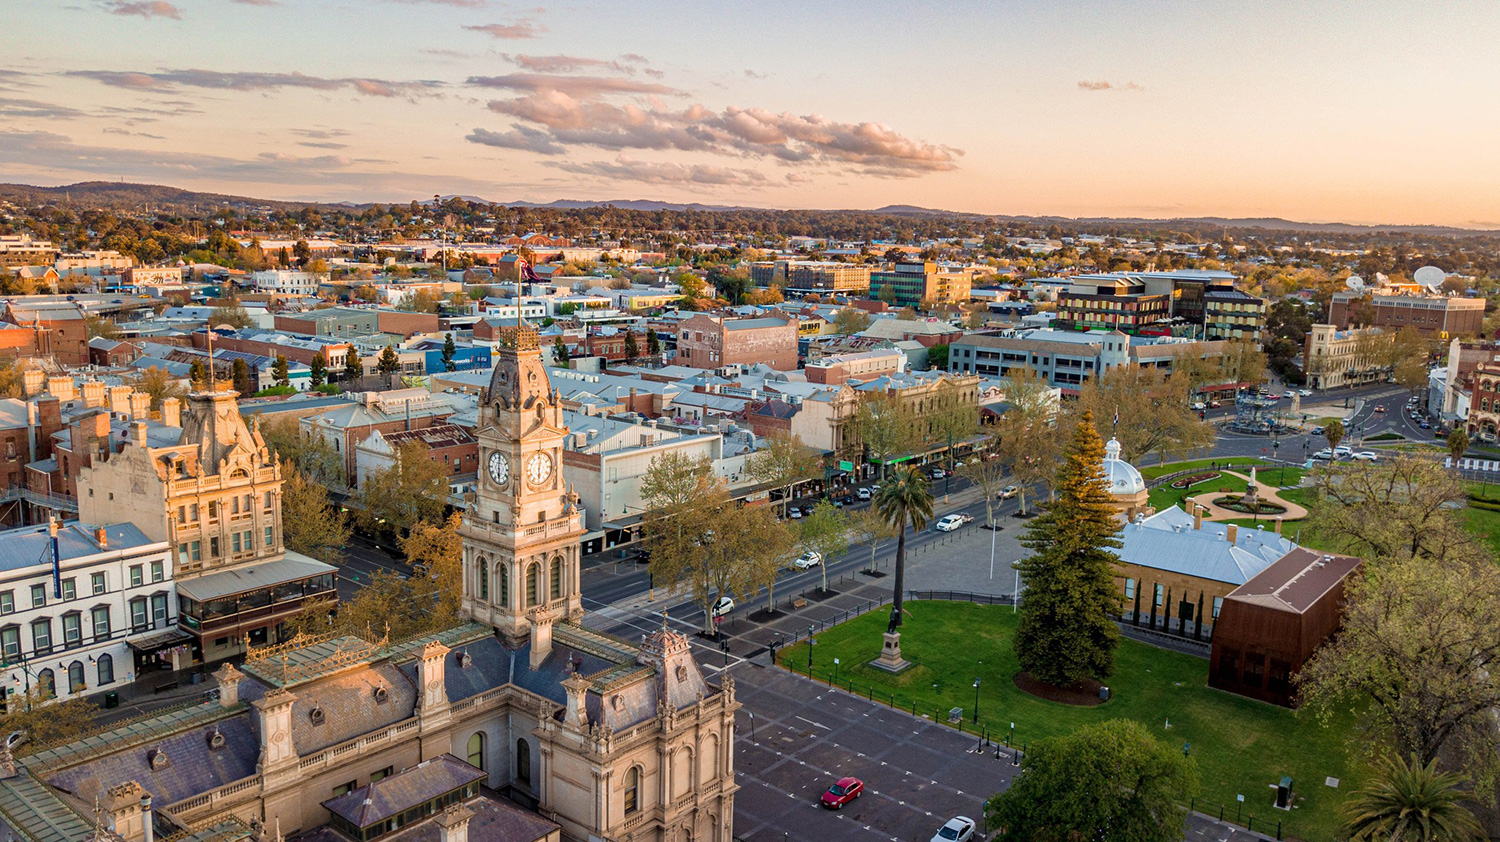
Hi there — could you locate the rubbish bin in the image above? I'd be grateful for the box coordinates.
[1098,686,1110,701]
[103,691,119,709]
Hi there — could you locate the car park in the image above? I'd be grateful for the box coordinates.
[820,777,863,809]
[792,551,824,570]
[934,514,967,532]
[931,817,977,842]
[712,596,734,617]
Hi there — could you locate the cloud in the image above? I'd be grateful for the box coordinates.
[463,21,544,39]
[231,0,278,5]
[290,127,350,140]
[468,73,680,98]
[466,125,564,155]
[508,54,635,75]
[68,68,443,98]
[1077,80,1143,92]
[0,97,87,119]
[548,157,770,187]
[103,127,165,139]
[482,93,962,177]
[297,141,349,149]
[100,1,182,19]
[744,69,768,79]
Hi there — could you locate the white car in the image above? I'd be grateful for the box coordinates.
[934,514,967,532]
[1333,446,1354,458]
[1283,390,1296,399]
[1313,448,1333,460]
[931,816,976,842]
[1190,401,1206,411]
[712,596,734,617]
[1353,451,1379,462]
[792,551,824,570]
[1299,389,1313,397]
[855,487,873,501]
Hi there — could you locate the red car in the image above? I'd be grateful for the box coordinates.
[821,776,864,809]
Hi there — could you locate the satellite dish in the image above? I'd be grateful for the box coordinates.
[1345,276,1365,292]
[1413,265,1445,290]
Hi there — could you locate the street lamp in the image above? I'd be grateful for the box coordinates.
[972,678,981,723]
[833,657,840,685]
[806,625,816,670]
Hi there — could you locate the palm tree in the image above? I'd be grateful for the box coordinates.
[1344,754,1482,842]
[873,466,934,631]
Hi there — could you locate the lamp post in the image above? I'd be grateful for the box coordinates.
[972,678,981,723]
[806,624,815,670]
[833,657,840,685]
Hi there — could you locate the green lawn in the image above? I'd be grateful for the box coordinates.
[1148,473,1250,513]
[1140,457,1272,481]
[782,602,1357,840]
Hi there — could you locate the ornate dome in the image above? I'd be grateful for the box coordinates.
[1102,438,1146,497]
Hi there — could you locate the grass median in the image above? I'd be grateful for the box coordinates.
[777,601,1356,841]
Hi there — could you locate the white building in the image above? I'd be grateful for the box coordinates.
[250,269,328,296]
[0,520,177,711]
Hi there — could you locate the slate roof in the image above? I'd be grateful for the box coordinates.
[237,659,417,757]
[45,712,260,806]
[323,755,484,828]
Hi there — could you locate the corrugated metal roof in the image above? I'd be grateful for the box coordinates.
[1118,506,1295,586]
[175,554,336,602]
[0,769,92,842]
[0,522,159,574]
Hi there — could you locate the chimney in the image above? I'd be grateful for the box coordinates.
[1274,516,1283,535]
[129,391,151,419]
[103,782,148,842]
[21,369,43,397]
[561,671,591,730]
[140,795,153,842]
[530,614,554,670]
[81,380,106,408]
[213,662,244,707]
[47,376,76,402]
[132,421,149,446]
[95,527,107,548]
[1226,524,1238,544]
[436,805,474,842]
[1193,505,1203,531]
[161,397,181,428]
[415,641,451,714]
[109,385,132,415]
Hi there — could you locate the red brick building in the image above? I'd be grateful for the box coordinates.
[88,337,142,367]
[1330,292,1485,337]
[2,302,88,365]
[677,313,798,371]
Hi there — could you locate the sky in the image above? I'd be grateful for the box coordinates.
[1,0,1498,227]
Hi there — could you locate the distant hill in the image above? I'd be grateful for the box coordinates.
[3,181,1497,237]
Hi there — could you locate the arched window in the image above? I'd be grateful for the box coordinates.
[1485,399,1492,413]
[477,558,489,601]
[97,653,114,686]
[466,732,485,770]
[498,564,509,607]
[516,739,532,787]
[67,662,85,694]
[526,564,540,607]
[37,669,55,700]
[623,766,640,815]
[549,557,562,601]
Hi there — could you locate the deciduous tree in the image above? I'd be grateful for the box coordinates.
[985,719,1198,842]
[132,365,184,412]
[798,499,849,593]
[255,414,344,488]
[1077,366,1213,464]
[355,441,448,535]
[851,391,920,480]
[1306,456,1477,563]
[746,432,820,517]
[1014,413,1123,685]
[399,513,464,628]
[832,306,871,335]
[0,688,98,749]
[281,468,349,563]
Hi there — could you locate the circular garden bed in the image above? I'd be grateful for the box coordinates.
[1213,494,1287,515]
[1013,671,1107,707]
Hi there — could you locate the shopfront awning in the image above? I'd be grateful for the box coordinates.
[126,626,193,653]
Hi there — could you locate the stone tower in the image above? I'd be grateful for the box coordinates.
[459,323,584,644]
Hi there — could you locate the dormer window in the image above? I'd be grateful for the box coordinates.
[147,748,169,769]
[373,685,389,704]
[309,706,326,726]
[206,729,226,750]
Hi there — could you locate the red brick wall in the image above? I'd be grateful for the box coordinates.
[379,311,441,337]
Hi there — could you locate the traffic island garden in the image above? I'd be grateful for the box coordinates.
[776,600,1356,841]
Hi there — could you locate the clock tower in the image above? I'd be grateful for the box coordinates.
[460,323,584,644]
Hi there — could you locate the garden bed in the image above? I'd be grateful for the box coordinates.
[1169,471,1222,489]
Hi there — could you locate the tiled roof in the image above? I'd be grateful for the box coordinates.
[45,711,260,806]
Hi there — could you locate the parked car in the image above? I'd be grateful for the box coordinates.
[1309,426,1325,435]
[820,777,864,810]
[787,507,803,519]
[1353,451,1379,462]
[1299,389,1313,397]
[929,467,946,479]
[1314,448,1334,460]
[999,485,1020,499]
[712,596,734,617]
[855,487,873,501]
[931,817,977,842]
[935,514,967,532]
[1209,399,1222,408]
[1190,401,1206,411]
[1334,446,1354,458]
[1420,420,1432,429]
[792,551,824,570]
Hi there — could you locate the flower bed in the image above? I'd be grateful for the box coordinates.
[1169,471,1222,489]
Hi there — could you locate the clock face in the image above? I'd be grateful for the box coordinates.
[488,452,509,485]
[526,452,553,486]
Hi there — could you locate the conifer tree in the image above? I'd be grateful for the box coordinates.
[271,355,290,388]
[343,349,362,382]
[1013,411,1123,686]
[309,352,327,387]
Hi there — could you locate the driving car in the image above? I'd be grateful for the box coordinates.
[1309,426,1325,435]
[1209,399,1222,408]
[1284,390,1296,398]
[1354,451,1379,462]
[792,551,824,570]
[934,514,966,532]
[712,596,734,617]
[1299,389,1313,397]
[1374,404,1385,413]
[1334,446,1354,458]
[929,467,946,479]
[931,816,976,842]
[999,485,1020,499]
[1314,448,1334,460]
[821,777,864,810]
[856,487,873,501]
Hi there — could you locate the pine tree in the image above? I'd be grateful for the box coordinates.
[376,346,400,387]
[646,328,661,357]
[272,355,290,388]
[1013,411,1124,686]
[309,352,327,387]
[343,349,362,382]
[624,331,639,361]
[441,333,456,372]
[231,358,252,395]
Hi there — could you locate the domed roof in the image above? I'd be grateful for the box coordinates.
[1102,438,1146,497]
